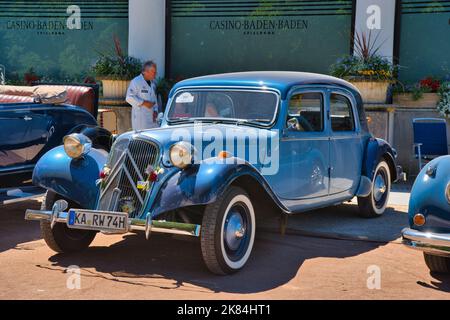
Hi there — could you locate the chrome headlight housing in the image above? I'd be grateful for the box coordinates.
[63,133,92,159]
[169,142,195,169]
[446,182,450,204]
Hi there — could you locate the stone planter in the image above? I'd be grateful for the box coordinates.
[349,81,390,104]
[393,92,439,108]
[100,79,131,99]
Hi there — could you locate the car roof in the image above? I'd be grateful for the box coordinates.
[169,71,368,133]
[170,71,360,99]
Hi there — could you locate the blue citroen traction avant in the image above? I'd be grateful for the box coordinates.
[25,72,404,275]
[402,155,450,273]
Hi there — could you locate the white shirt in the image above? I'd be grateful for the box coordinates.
[126,74,159,131]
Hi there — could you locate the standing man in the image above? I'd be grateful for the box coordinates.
[126,61,159,131]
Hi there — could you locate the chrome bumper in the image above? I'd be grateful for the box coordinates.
[402,228,450,257]
[25,204,201,238]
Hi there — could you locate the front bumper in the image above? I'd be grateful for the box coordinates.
[402,228,450,257]
[25,203,201,239]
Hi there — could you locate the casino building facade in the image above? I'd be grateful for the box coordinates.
[0,0,449,84]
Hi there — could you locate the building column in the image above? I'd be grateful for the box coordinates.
[354,0,397,61]
[128,0,166,77]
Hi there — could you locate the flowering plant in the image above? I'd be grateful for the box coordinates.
[393,76,442,101]
[93,36,142,81]
[330,55,396,81]
[330,31,397,82]
[419,77,441,92]
[437,82,450,117]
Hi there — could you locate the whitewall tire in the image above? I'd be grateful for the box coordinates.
[200,186,256,275]
[358,160,391,218]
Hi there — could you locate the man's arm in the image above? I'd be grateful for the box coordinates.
[141,100,155,108]
[126,82,145,107]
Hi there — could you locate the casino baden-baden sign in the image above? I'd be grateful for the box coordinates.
[209,18,309,35]
[6,5,94,35]
[0,0,128,80]
[169,0,354,78]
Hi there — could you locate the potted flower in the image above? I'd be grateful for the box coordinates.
[393,77,441,108]
[93,36,142,99]
[330,31,397,103]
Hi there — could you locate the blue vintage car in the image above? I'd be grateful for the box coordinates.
[0,84,111,203]
[25,72,403,274]
[402,155,450,273]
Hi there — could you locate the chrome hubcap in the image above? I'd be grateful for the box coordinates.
[224,210,246,251]
[373,172,387,202]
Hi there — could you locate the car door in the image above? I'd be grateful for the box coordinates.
[25,106,55,163]
[0,106,32,169]
[269,89,329,200]
[328,90,363,195]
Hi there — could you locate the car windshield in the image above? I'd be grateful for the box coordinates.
[167,90,278,125]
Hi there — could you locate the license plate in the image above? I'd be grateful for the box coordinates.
[67,210,128,233]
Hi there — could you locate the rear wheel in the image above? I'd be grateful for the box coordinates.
[358,160,391,218]
[200,187,256,275]
[423,253,450,273]
[40,191,96,253]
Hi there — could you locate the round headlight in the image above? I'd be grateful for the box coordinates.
[63,134,92,159]
[169,142,194,169]
[446,183,450,204]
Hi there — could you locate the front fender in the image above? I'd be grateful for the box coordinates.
[362,137,397,181]
[32,146,107,208]
[149,157,288,218]
[408,156,450,233]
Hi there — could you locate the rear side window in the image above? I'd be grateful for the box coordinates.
[287,92,323,132]
[330,94,355,132]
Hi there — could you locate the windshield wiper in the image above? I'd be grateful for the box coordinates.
[235,119,271,127]
[168,118,271,126]
[168,117,194,124]
[248,119,271,123]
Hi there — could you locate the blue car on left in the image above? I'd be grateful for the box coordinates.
[0,84,111,203]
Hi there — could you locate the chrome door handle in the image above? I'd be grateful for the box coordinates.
[23,116,32,121]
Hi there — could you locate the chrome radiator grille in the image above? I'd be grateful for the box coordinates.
[97,138,160,218]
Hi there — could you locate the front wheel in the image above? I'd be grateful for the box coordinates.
[200,187,256,275]
[357,160,391,218]
[424,253,450,273]
[40,191,97,253]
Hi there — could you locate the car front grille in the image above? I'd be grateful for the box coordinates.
[97,138,160,218]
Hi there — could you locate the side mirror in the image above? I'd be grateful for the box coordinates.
[286,117,299,131]
[157,112,164,127]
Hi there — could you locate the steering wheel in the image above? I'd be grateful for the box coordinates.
[297,116,314,132]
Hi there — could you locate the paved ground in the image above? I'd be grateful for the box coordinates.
[0,190,449,300]
[259,186,411,242]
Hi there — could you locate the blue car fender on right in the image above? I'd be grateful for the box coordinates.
[402,155,450,273]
